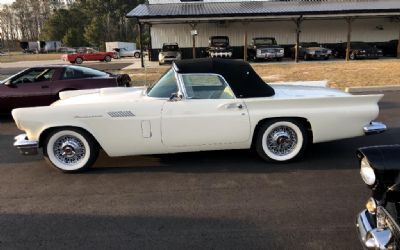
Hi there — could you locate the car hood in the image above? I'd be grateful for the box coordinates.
[54,87,148,106]
[271,84,350,99]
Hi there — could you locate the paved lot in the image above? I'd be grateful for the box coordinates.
[0,91,399,249]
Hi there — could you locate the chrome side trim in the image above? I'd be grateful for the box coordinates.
[13,134,39,155]
[364,122,387,135]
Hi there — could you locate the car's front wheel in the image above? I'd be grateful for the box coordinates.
[104,55,111,62]
[255,119,308,162]
[43,128,99,172]
[134,52,140,58]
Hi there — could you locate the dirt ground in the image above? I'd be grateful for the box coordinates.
[0,52,63,63]
[127,59,400,89]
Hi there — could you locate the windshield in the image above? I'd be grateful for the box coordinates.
[301,43,320,47]
[162,45,179,51]
[351,42,371,49]
[147,68,178,98]
[211,37,229,46]
[254,38,276,46]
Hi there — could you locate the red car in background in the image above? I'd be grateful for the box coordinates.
[0,65,131,113]
[62,47,117,64]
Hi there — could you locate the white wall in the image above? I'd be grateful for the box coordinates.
[150,18,399,48]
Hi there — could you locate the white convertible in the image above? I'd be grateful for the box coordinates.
[12,58,386,172]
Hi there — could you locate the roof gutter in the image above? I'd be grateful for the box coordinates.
[132,12,400,24]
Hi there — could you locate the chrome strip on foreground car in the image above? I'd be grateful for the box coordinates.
[363,121,387,135]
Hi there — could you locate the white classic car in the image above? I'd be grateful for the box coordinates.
[12,58,386,172]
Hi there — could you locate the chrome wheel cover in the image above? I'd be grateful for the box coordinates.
[53,135,86,165]
[266,126,298,156]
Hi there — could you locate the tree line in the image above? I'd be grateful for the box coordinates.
[0,0,145,51]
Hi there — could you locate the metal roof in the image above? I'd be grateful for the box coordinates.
[126,0,400,20]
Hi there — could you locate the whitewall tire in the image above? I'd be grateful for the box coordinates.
[255,119,308,162]
[43,128,99,172]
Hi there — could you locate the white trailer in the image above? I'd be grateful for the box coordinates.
[106,42,140,58]
[43,41,62,52]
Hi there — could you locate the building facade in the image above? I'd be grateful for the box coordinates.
[128,0,400,62]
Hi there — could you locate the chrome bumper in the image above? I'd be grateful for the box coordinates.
[364,122,387,135]
[356,209,393,250]
[13,134,38,155]
[256,52,284,59]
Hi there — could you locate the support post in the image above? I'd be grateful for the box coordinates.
[294,16,303,63]
[192,35,196,59]
[345,17,353,61]
[244,30,248,61]
[397,19,400,59]
[148,23,152,62]
[138,22,144,68]
[190,23,197,59]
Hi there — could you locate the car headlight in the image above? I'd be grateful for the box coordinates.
[308,51,315,55]
[360,157,376,186]
[366,197,377,214]
[256,49,261,55]
[279,49,284,53]
[158,53,164,59]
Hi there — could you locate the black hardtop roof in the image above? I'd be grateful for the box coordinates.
[174,58,275,98]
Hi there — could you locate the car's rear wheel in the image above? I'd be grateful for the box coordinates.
[43,128,99,173]
[134,52,140,58]
[75,57,83,64]
[104,55,111,62]
[255,119,308,162]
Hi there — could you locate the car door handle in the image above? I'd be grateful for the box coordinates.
[41,85,49,89]
[218,103,244,110]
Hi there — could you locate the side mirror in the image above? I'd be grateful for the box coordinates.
[169,92,182,102]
